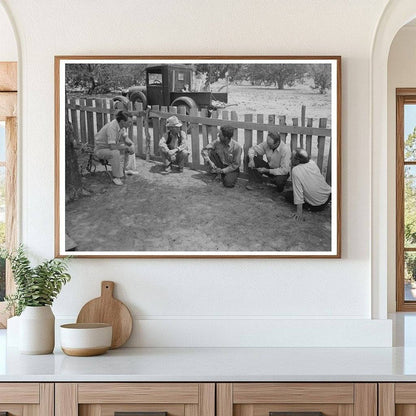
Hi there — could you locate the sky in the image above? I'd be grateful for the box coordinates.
[405,104,416,139]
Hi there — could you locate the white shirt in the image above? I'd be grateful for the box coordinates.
[248,141,291,176]
[292,160,331,206]
[94,119,121,150]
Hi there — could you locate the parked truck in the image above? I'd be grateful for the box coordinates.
[115,64,228,113]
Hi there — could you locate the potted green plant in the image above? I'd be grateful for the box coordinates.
[1,245,71,354]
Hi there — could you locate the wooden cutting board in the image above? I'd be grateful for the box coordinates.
[76,281,133,349]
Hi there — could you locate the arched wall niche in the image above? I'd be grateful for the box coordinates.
[0,1,18,61]
[372,0,416,318]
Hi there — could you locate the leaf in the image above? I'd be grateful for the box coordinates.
[5,245,71,314]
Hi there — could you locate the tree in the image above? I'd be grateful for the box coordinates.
[403,128,416,281]
[246,64,306,89]
[405,167,416,245]
[405,126,416,161]
[65,64,147,94]
[65,117,88,202]
[405,128,416,247]
[308,64,331,94]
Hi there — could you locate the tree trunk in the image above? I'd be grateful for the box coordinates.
[65,117,84,202]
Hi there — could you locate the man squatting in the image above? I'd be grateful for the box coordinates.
[201,125,243,188]
[159,115,189,174]
[246,129,291,192]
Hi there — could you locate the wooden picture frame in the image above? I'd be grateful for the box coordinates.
[55,56,341,258]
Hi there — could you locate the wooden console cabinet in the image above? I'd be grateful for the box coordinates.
[0,381,399,416]
[0,383,53,416]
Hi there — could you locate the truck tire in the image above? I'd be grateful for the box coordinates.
[171,96,197,114]
[112,95,129,110]
[129,89,148,109]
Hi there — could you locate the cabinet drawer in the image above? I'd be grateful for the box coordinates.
[217,383,376,416]
[379,383,416,416]
[0,383,53,416]
[56,383,215,416]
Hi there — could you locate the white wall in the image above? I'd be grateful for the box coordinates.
[387,25,416,312]
[0,0,393,346]
[0,3,17,61]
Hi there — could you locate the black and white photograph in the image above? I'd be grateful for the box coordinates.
[56,57,340,257]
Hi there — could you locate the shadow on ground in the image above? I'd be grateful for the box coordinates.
[65,158,332,253]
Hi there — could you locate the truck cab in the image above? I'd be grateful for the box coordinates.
[146,64,193,107]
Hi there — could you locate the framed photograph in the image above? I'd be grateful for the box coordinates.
[55,56,341,258]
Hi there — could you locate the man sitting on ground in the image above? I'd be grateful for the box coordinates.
[159,115,189,174]
[201,125,242,188]
[246,130,291,192]
[94,110,135,186]
[283,148,332,222]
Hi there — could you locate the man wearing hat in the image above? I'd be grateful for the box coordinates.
[159,115,189,173]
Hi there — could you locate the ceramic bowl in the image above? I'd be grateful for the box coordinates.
[60,323,112,356]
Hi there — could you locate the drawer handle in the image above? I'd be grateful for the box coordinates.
[115,412,168,416]
[270,413,324,416]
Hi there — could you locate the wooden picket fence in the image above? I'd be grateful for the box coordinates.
[66,97,333,184]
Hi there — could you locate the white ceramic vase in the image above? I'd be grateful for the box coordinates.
[19,306,55,354]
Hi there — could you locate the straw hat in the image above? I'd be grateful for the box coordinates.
[166,115,182,128]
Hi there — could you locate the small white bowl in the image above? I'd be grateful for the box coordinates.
[60,323,112,356]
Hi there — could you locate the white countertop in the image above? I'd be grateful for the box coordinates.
[2,329,416,382]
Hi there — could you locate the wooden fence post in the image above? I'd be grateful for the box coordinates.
[326,142,332,185]
[306,118,313,156]
[95,99,104,132]
[152,105,160,156]
[136,102,144,156]
[244,114,253,173]
[127,102,134,144]
[79,98,87,144]
[102,99,109,125]
[200,108,209,148]
[177,105,187,135]
[231,111,238,141]
[291,118,298,152]
[257,114,264,144]
[317,118,327,172]
[300,105,306,147]
[278,115,286,143]
[190,107,200,169]
[209,111,218,143]
[69,98,79,143]
[109,100,115,120]
[160,105,168,138]
[86,98,94,146]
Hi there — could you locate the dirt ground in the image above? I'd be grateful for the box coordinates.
[66,158,332,253]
